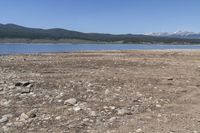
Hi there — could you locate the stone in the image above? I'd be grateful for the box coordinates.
[0,99,11,107]
[78,102,88,110]
[167,77,173,81]
[0,116,8,124]
[156,104,162,108]
[20,87,31,94]
[58,99,63,103]
[136,92,143,97]
[19,113,29,121]
[26,84,33,88]
[105,89,109,95]
[55,116,61,120]
[8,85,15,90]
[73,106,81,112]
[109,117,117,122]
[136,128,142,133]
[89,111,96,117]
[109,106,116,110]
[26,109,37,118]
[117,108,132,116]
[0,88,3,91]
[64,98,77,106]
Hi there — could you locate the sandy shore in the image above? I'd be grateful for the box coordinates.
[0,51,200,133]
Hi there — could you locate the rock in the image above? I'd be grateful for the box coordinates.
[73,106,81,112]
[136,92,143,97]
[83,118,90,122]
[0,88,3,91]
[105,89,109,95]
[117,108,132,116]
[0,116,8,124]
[89,111,96,117]
[26,109,37,118]
[64,98,77,106]
[78,102,88,110]
[136,128,142,133]
[156,104,162,108]
[55,116,61,120]
[19,113,29,121]
[109,117,117,122]
[57,99,63,103]
[0,99,11,107]
[20,87,31,94]
[109,106,116,110]
[8,85,15,90]
[26,84,33,88]
[167,77,173,81]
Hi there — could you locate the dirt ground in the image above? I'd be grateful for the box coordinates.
[0,50,200,133]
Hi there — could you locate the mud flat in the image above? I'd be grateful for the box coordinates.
[0,50,200,133]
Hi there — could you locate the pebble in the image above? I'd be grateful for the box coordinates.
[109,106,116,110]
[117,108,132,116]
[90,111,96,117]
[167,77,174,81]
[58,99,63,103]
[156,104,162,108]
[105,89,109,95]
[0,116,8,124]
[64,98,77,106]
[0,99,11,107]
[19,113,29,121]
[136,128,142,133]
[8,85,15,90]
[20,87,31,94]
[26,109,37,118]
[109,117,117,122]
[55,116,61,120]
[73,106,81,112]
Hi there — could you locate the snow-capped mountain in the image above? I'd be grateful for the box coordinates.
[145,31,200,39]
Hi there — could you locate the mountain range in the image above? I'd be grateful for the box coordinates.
[0,23,200,44]
[146,31,200,39]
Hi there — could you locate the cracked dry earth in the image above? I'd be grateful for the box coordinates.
[0,51,200,133]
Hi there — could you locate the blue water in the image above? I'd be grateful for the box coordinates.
[0,43,200,55]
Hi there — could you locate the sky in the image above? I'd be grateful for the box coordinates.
[0,0,200,34]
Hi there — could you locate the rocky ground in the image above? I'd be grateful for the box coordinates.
[0,51,200,133]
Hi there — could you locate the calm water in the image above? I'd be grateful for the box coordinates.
[0,43,200,55]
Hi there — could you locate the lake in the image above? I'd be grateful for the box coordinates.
[0,43,200,55]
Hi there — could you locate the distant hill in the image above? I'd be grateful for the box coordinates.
[0,23,200,44]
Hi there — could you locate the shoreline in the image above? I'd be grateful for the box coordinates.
[0,49,200,56]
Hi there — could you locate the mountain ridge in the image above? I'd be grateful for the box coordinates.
[146,31,200,39]
[0,23,200,44]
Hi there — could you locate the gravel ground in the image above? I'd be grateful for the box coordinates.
[0,51,200,133]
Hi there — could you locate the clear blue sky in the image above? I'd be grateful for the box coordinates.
[0,0,200,34]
